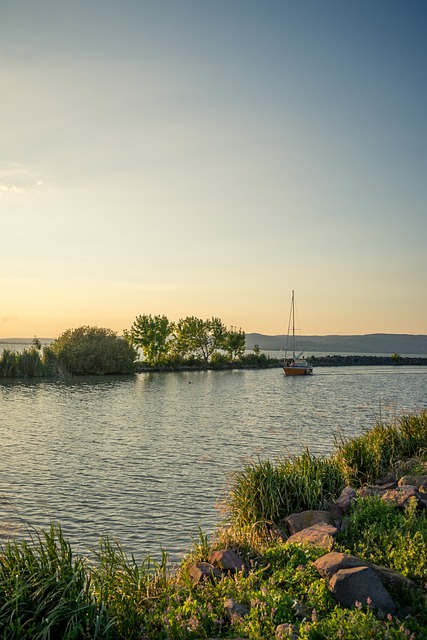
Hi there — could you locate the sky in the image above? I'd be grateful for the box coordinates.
[1,0,426,338]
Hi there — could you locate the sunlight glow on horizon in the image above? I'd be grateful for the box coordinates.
[1,1,426,339]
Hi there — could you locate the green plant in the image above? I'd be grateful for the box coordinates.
[0,524,111,639]
[224,451,345,542]
[51,326,137,375]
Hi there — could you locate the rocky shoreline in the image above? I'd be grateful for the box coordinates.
[308,355,427,367]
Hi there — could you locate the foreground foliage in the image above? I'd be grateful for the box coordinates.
[1,411,426,638]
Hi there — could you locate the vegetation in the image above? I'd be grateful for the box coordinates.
[129,314,246,367]
[0,328,138,378]
[50,326,137,375]
[0,412,426,638]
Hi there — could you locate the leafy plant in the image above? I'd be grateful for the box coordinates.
[51,326,137,375]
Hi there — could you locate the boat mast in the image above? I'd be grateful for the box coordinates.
[291,289,295,358]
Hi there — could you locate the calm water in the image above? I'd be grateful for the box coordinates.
[1,366,426,563]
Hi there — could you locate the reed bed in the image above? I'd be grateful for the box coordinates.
[0,348,46,379]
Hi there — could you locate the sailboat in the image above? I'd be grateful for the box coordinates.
[283,290,313,376]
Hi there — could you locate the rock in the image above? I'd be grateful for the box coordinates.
[381,486,418,508]
[398,475,427,489]
[333,486,357,513]
[313,551,418,594]
[329,566,396,614]
[187,562,223,585]
[357,485,386,498]
[224,598,250,622]
[276,622,299,639]
[286,523,338,549]
[314,552,365,580]
[375,472,397,486]
[285,510,335,534]
[291,600,312,620]
[208,549,245,573]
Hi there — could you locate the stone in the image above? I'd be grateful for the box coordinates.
[333,486,357,513]
[187,562,223,585]
[208,549,245,573]
[314,551,364,580]
[224,598,250,622]
[291,600,312,620]
[286,523,338,549]
[276,622,299,639]
[381,486,418,507]
[329,566,396,614]
[285,510,335,534]
[398,475,427,489]
[313,551,418,594]
[375,471,397,485]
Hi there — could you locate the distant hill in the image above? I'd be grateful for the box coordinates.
[0,338,53,344]
[245,333,427,355]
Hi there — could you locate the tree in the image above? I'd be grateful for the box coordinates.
[51,326,137,375]
[173,316,227,364]
[223,326,246,360]
[130,314,174,366]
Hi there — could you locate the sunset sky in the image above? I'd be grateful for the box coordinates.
[1,0,426,338]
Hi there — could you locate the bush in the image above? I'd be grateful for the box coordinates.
[51,326,137,375]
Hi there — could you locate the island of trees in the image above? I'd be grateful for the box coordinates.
[0,315,273,377]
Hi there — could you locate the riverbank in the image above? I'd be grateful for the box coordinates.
[1,411,426,638]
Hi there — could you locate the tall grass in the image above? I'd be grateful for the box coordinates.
[335,410,427,487]
[223,411,427,543]
[0,348,47,378]
[0,524,111,639]
[90,537,170,640]
[224,450,345,537]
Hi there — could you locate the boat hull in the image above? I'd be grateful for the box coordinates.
[283,365,313,376]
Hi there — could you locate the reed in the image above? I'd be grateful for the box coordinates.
[335,410,427,486]
[224,450,345,537]
[0,348,19,377]
[0,524,111,638]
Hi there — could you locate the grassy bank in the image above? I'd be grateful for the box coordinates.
[1,412,427,639]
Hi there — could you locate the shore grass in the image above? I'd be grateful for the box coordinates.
[1,411,427,638]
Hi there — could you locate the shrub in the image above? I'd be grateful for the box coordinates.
[51,326,138,375]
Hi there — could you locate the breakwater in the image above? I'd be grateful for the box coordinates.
[309,355,427,366]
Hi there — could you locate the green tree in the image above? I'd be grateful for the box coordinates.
[51,326,137,375]
[130,314,174,366]
[223,326,246,360]
[173,316,227,364]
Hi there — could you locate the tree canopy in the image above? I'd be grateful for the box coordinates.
[51,326,137,375]
[129,314,246,366]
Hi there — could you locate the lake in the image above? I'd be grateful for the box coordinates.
[1,365,426,563]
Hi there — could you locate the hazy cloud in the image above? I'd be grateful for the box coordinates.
[0,164,45,195]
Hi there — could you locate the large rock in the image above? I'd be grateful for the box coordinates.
[286,523,338,549]
[314,552,365,580]
[329,566,396,614]
[285,510,335,534]
[314,551,418,593]
[208,549,245,573]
